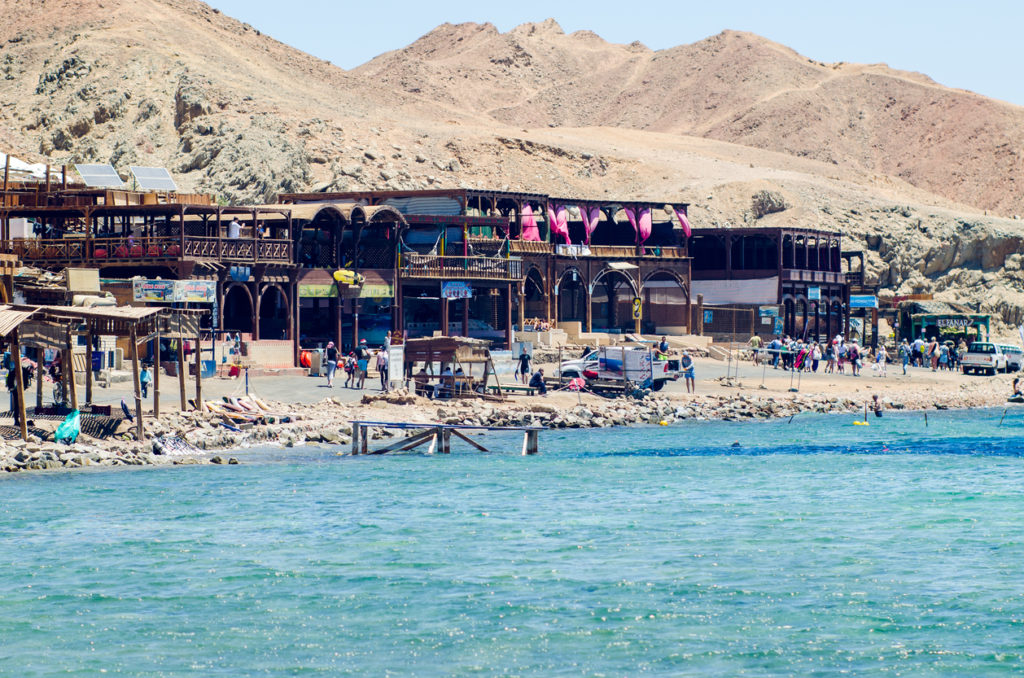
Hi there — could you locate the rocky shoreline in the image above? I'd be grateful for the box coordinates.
[1,380,1012,474]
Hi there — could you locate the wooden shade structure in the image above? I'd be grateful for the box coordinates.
[0,305,207,441]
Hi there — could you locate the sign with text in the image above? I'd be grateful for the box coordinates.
[441,282,473,299]
[808,287,821,301]
[133,279,215,303]
[936,318,971,328]
[849,295,878,309]
[758,305,780,317]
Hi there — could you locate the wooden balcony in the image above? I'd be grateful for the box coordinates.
[783,268,844,284]
[9,235,293,267]
[401,254,524,282]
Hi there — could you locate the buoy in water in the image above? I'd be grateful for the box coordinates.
[853,421,870,426]
[659,420,668,426]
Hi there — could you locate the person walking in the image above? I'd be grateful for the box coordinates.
[343,352,356,388]
[325,342,339,388]
[876,345,888,377]
[376,348,389,391]
[517,350,531,384]
[899,339,911,375]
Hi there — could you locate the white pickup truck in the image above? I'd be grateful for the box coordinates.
[961,342,1007,375]
[559,346,680,391]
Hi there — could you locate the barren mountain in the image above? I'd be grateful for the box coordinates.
[2,1,1024,330]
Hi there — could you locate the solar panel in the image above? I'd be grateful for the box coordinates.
[129,166,178,192]
[75,164,125,188]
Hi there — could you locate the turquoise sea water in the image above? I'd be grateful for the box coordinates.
[3,408,1024,676]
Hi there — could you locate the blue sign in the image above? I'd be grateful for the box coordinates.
[773,317,784,335]
[808,287,821,301]
[849,295,878,309]
[703,310,713,324]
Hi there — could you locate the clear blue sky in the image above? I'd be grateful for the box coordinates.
[211,0,1023,106]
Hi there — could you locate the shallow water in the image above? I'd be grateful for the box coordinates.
[3,408,1024,676]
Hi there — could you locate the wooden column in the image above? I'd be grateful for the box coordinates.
[176,337,187,411]
[252,282,261,341]
[505,283,513,350]
[194,329,202,410]
[353,298,360,347]
[462,297,470,337]
[517,286,525,333]
[130,325,144,440]
[585,284,593,333]
[65,326,78,412]
[84,329,93,405]
[440,282,449,337]
[11,331,27,441]
[696,294,704,336]
[153,327,160,418]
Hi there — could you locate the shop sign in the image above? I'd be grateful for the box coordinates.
[936,318,971,328]
[134,279,215,303]
[178,280,215,304]
[632,297,642,320]
[133,279,176,302]
[442,282,473,299]
[758,305,780,317]
[808,287,821,301]
[849,295,878,309]
[359,282,394,299]
[773,317,784,335]
[298,284,337,298]
[703,310,713,324]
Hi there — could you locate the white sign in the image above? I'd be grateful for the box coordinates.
[387,344,405,387]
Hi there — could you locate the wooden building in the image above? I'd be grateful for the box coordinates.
[688,226,849,339]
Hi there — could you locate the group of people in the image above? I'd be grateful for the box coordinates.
[752,334,887,377]
[900,336,967,372]
[750,332,972,377]
[324,332,394,391]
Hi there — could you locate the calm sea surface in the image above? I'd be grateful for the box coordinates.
[3,408,1024,676]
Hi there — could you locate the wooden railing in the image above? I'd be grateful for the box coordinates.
[10,235,293,265]
[401,254,524,281]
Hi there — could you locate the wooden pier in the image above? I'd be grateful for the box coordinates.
[349,420,543,456]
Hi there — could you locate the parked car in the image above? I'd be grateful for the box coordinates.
[961,342,1008,375]
[997,344,1024,372]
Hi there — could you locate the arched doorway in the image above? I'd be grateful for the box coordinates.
[642,271,689,334]
[223,283,254,334]
[259,285,290,341]
[557,269,587,325]
[524,268,546,322]
[590,269,637,333]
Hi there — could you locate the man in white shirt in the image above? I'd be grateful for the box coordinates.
[227,218,241,239]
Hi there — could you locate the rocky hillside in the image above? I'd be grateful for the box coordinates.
[1,2,1024,331]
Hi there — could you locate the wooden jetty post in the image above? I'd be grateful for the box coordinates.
[35,352,43,411]
[521,429,539,456]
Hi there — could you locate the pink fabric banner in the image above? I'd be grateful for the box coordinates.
[521,203,541,241]
[547,203,571,245]
[624,206,653,253]
[673,205,692,238]
[579,204,601,244]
